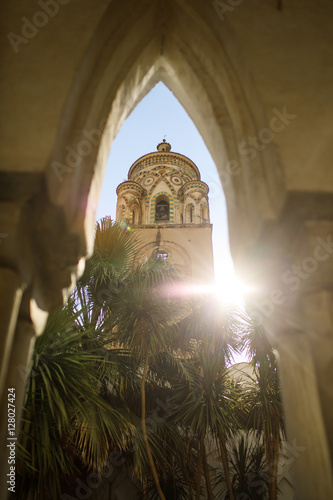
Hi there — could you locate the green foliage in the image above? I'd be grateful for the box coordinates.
[145,459,189,500]
[106,258,189,357]
[214,434,269,500]
[16,306,132,499]
[16,217,285,500]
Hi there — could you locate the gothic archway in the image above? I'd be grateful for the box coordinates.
[2,3,333,499]
[45,0,284,284]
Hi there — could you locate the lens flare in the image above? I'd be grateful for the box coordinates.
[157,275,251,307]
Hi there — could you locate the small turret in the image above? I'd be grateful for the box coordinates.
[157,138,171,152]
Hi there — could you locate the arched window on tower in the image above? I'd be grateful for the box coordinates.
[185,203,194,223]
[156,249,168,260]
[201,203,209,223]
[155,197,169,222]
[129,204,142,225]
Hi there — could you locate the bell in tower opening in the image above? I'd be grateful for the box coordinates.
[155,200,169,221]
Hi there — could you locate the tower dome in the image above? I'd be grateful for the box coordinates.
[117,142,210,226]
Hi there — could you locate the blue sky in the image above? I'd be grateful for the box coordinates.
[96,82,241,302]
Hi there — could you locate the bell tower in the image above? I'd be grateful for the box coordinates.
[116,140,214,282]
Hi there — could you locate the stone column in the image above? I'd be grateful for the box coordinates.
[0,317,36,500]
[303,290,333,469]
[241,218,333,499]
[0,171,83,498]
[0,268,23,405]
[0,268,24,500]
[277,327,333,499]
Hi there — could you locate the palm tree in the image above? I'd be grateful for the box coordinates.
[242,362,284,500]
[71,216,140,331]
[171,296,246,500]
[16,218,140,499]
[105,258,190,500]
[241,324,285,500]
[18,217,259,500]
[66,219,191,499]
[145,458,189,500]
[144,350,200,499]
[241,323,276,370]
[214,433,268,499]
[172,350,240,500]
[16,305,132,500]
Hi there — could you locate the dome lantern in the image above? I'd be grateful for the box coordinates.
[157,138,171,152]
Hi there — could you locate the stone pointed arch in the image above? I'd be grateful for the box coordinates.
[135,239,192,277]
[151,192,174,224]
[2,4,333,499]
[185,202,195,224]
[45,0,284,270]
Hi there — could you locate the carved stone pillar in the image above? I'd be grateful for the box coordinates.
[240,214,333,499]
[0,180,84,499]
[0,268,23,406]
[277,328,333,499]
[0,316,36,500]
[302,290,333,468]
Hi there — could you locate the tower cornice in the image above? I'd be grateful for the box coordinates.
[182,180,209,196]
[116,180,145,197]
[128,151,201,180]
